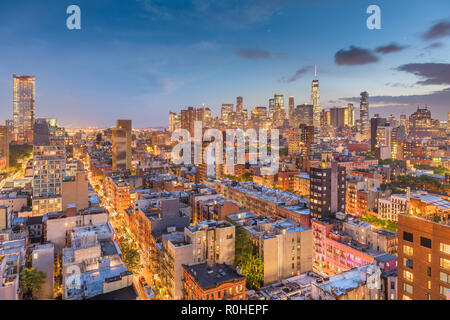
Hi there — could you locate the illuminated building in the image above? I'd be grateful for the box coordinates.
[0,126,9,170]
[360,91,370,139]
[182,263,246,300]
[13,75,35,144]
[397,202,450,300]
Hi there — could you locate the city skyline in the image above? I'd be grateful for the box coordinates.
[0,0,449,129]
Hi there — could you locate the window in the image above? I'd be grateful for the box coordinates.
[440,243,450,255]
[403,270,413,282]
[420,237,432,249]
[403,245,413,256]
[427,267,432,277]
[440,272,450,284]
[403,283,413,294]
[403,232,413,242]
[402,295,412,300]
[403,258,413,269]
[440,258,450,270]
[440,285,448,297]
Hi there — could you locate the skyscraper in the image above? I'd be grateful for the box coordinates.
[370,116,386,153]
[288,96,294,126]
[345,103,355,127]
[236,96,243,114]
[0,126,9,170]
[360,91,370,139]
[113,120,132,171]
[13,75,35,144]
[311,66,321,129]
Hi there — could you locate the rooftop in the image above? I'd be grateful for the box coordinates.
[183,263,245,290]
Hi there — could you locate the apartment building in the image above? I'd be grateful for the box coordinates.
[221,181,310,227]
[397,211,450,300]
[160,220,235,300]
[182,263,246,300]
[106,176,131,213]
[312,218,389,276]
[0,239,26,300]
[228,212,312,285]
[62,222,132,300]
[293,172,310,197]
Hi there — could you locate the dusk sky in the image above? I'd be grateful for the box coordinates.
[0,0,449,128]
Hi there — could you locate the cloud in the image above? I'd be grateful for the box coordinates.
[334,46,379,66]
[375,43,408,54]
[279,66,312,83]
[385,82,416,88]
[423,20,450,40]
[235,48,272,60]
[340,87,450,113]
[396,63,450,85]
[424,42,444,50]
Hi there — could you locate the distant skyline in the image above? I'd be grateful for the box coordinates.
[0,0,449,128]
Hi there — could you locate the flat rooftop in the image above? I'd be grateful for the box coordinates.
[183,263,245,290]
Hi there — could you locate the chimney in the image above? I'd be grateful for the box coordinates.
[66,204,77,217]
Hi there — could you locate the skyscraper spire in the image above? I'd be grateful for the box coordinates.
[314,64,317,81]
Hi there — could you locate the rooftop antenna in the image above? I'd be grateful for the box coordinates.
[314,64,317,81]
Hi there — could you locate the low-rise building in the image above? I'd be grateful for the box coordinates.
[182,263,246,300]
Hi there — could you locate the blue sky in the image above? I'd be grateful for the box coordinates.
[0,0,449,128]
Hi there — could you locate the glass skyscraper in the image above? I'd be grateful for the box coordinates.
[13,75,35,144]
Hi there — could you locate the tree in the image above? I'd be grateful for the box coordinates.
[20,267,46,300]
[238,254,264,290]
[119,237,142,273]
[232,223,264,289]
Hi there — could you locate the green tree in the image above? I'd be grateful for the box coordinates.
[119,237,142,273]
[20,267,46,300]
[238,254,264,290]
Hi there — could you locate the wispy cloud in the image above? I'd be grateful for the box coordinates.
[375,43,408,54]
[422,20,450,40]
[340,87,450,111]
[235,48,272,60]
[334,46,379,66]
[424,42,444,50]
[396,63,450,85]
[279,66,312,83]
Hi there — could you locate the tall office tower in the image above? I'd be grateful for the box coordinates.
[447,112,450,133]
[236,96,243,114]
[345,103,355,127]
[112,120,132,171]
[13,75,35,145]
[359,91,370,139]
[311,66,321,129]
[235,97,244,128]
[329,107,346,129]
[268,98,275,120]
[398,211,450,300]
[32,124,66,216]
[400,114,409,136]
[221,104,234,127]
[169,112,180,133]
[288,96,295,126]
[309,161,346,220]
[273,93,286,127]
[0,126,9,170]
[370,115,386,153]
[117,120,132,170]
